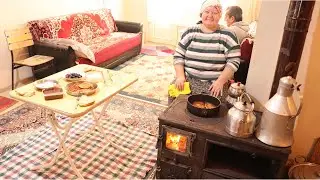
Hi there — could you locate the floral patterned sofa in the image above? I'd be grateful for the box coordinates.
[28,8,143,72]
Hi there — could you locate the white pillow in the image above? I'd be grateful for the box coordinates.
[40,38,96,63]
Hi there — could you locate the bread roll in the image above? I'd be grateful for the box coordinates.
[78,95,95,107]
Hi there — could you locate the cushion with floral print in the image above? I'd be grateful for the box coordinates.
[28,8,117,43]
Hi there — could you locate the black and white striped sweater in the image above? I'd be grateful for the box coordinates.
[174,25,240,81]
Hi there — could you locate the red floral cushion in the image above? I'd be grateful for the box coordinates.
[28,9,116,43]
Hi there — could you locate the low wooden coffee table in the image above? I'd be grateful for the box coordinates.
[9,64,138,179]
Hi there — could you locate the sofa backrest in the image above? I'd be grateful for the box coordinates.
[28,8,117,43]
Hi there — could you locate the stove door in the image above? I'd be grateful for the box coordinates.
[158,125,196,157]
[157,160,192,179]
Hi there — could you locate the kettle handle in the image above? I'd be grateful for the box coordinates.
[289,93,303,120]
[238,92,255,112]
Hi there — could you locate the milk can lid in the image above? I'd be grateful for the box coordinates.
[280,76,296,88]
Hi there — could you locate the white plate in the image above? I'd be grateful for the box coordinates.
[34,79,58,90]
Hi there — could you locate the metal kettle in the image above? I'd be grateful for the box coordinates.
[226,82,246,106]
[255,76,303,147]
[225,93,256,138]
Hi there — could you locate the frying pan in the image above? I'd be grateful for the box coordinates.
[187,93,221,117]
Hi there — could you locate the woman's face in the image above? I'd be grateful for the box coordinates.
[201,5,222,28]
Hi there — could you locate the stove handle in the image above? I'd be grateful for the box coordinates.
[156,135,163,149]
[189,134,196,157]
[187,167,192,175]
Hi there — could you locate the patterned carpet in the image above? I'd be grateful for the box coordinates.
[1,54,173,178]
[0,95,166,179]
[0,103,48,156]
[95,94,166,136]
[114,55,175,105]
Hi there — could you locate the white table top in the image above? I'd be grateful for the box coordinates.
[10,64,138,118]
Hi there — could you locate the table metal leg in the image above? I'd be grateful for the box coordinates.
[30,111,71,170]
[31,111,84,179]
[31,96,132,179]
[91,98,133,155]
[52,118,84,179]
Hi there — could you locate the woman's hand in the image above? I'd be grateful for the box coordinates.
[175,77,186,91]
[209,80,224,97]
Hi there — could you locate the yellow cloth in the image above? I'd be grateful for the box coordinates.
[168,82,191,97]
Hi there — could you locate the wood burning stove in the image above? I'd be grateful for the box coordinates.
[156,95,291,179]
[159,125,196,157]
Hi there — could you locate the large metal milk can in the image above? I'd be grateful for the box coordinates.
[255,76,303,147]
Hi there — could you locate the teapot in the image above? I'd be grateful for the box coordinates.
[225,93,256,138]
[229,82,245,97]
[226,82,245,106]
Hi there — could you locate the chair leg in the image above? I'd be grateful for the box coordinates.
[11,52,15,90]
[12,67,14,90]
[31,67,37,82]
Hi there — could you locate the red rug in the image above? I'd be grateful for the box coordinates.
[0,96,18,113]
[141,45,175,57]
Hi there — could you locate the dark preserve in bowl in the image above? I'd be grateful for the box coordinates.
[187,94,221,117]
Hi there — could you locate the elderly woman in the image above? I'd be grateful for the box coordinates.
[170,0,240,103]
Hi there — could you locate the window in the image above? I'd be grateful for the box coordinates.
[147,0,236,26]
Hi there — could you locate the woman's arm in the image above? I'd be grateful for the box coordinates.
[174,64,186,90]
[209,66,234,96]
[217,66,234,84]
[173,28,193,90]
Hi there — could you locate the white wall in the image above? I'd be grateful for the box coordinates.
[245,0,290,111]
[122,0,148,42]
[103,0,124,20]
[0,0,123,91]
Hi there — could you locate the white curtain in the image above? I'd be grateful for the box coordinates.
[147,0,260,26]
[236,0,261,22]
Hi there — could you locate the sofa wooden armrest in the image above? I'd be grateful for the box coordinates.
[33,41,77,72]
[115,21,143,34]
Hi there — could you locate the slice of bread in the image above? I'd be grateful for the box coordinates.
[78,95,95,107]
[15,89,35,97]
[79,82,92,89]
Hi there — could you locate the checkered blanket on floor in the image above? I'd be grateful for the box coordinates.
[0,113,157,179]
